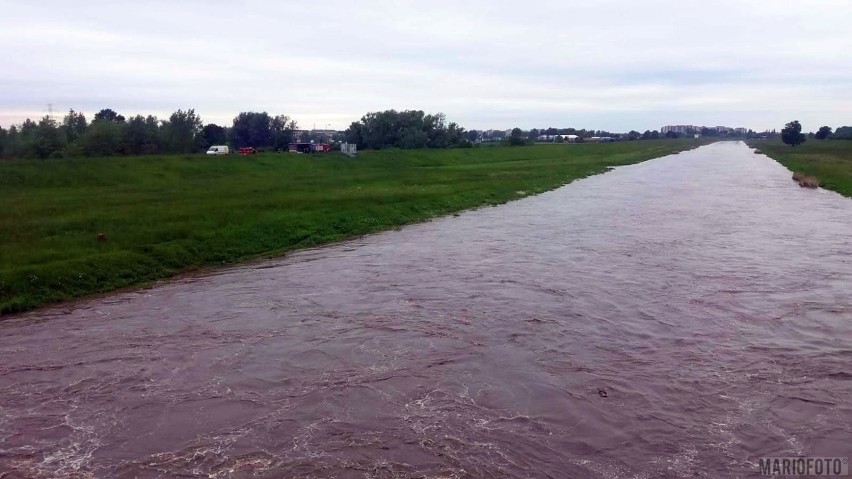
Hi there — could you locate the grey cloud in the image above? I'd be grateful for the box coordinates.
[0,0,850,132]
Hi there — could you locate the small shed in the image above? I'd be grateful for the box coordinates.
[341,143,357,157]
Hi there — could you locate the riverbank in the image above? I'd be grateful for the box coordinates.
[1,139,710,314]
[747,139,852,197]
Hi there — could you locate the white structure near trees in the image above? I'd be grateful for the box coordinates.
[340,142,357,157]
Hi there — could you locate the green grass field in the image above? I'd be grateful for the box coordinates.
[748,139,852,197]
[1,139,709,314]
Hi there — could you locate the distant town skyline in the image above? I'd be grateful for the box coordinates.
[1,1,850,132]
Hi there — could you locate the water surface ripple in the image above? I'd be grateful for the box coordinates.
[1,142,850,478]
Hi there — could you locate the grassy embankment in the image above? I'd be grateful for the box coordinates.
[1,139,710,314]
[748,139,852,196]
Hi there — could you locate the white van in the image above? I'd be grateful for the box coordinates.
[206,145,230,155]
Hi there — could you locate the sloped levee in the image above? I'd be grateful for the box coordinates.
[1,142,850,477]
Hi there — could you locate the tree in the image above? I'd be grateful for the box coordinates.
[343,109,467,150]
[124,115,163,155]
[33,116,66,159]
[15,120,38,158]
[815,126,832,140]
[781,120,806,147]
[3,126,24,157]
[200,123,229,150]
[231,112,273,148]
[93,108,125,123]
[424,113,450,148]
[400,129,429,149]
[0,126,7,157]
[832,126,852,140]
[271,115,297,150]
[446,122,466,147]
[642,130,660,140]
[344,121,364,146]
[62,110,88,143]
[79,120,125,156]
[161,109,203,153]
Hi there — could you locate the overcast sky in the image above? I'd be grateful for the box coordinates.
[1,0,850,132]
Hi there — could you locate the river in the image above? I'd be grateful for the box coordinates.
[1,141,850,478]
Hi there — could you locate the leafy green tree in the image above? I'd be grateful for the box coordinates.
[344,121,364,146]
[93,108,125,123]
[832,126,852,140]
[20,119,37,137]
[231,112,274,148]
[400,129,429,149]
[0,126,7,157]
[815,126,832,140]
[271,115,297,150]
[447,122,465,146]
[61,110,88,143]
[161,109,203,153]
[781,120,806,147]
[32,116,66,159]
[344,109,468,150]
[200,123,229,149]
[2,126,24,157]
[124,115,163,155]
[14,119,39,157]
[79,120,125,156]
[424,113,449,148]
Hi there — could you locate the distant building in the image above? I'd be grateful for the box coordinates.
[483,129,506,140]
[538,134,579,142]
[661,125,700,135]
[663,124,752,136]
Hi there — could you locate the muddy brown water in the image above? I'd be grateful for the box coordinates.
[1,142,850,478]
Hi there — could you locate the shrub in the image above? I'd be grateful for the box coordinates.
[792,172,819,188]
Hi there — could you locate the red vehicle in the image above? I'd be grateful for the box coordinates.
[238,147,257,155]
[288,143,331,153]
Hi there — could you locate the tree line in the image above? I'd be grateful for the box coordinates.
[7,107,845,159]
[343,110,470,150]
[0,108,478,158]
[780,121,852,147]
[812,125,852,140]
[0,109,302,159]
